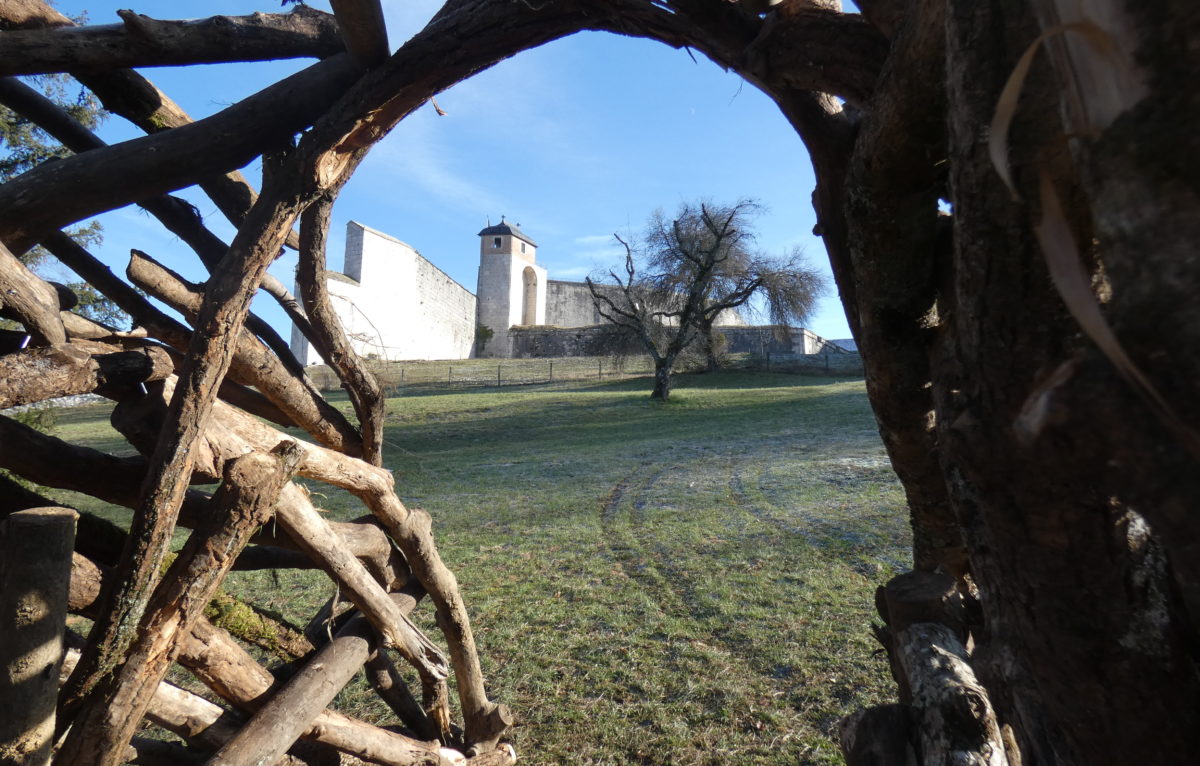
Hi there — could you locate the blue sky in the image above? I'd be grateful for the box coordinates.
[51,1,853,343]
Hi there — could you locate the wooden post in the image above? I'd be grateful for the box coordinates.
[0,507,77,766]
[549,360,553,383]
[497,364,501,387]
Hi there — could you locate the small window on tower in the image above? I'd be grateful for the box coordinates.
[521,242,527,253]
[493,237,501,249]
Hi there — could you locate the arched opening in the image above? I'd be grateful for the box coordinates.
[521,266,537,325]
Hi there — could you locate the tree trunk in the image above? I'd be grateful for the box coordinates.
[0,508,76,766]
[700,319,720,372]
[927,2,1200,761]
[651,359,674,400]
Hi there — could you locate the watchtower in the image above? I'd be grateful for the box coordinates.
[474,218,546,357]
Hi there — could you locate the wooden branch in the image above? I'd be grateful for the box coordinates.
[0,507,76,766]
[329,0,388,65]
[178,596,451,766]
[465,746,517,766]
[0,432,323,660]
[0,6,343,76]
[57,450,294,766]
[0,73,307,373]
[66,524,455,765]
[368,501,511,752]
[110,372,508,749]
[855,0,907,38]
[59,647,313,766]
[0,240,65,345]
[0,339,173,409]
[0,0,70,29]
[841,0,964,577]
[128,196,307,376]
[298,195,385,464]
[0,75,99,149]
[106,372,447,680]
[55,164,311,727]
[895,623,1008,766]
[207,610,451,766]
[0,0,307,259]
[0,53,363,251]
[123,738,207,766]
[70,70,309,254]
[273,481,448,680]
[0,415,392,570]
[40,233,297,427]
[127,250,360,454]
[881,571,966,635]
[366,648,442,743]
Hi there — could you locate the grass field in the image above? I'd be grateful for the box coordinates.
[47,369,910,765]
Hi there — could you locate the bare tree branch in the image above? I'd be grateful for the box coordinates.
[299,195,386,465]
[0,239,65,345]
[0,339,173,409]
[0,76,309,372]
[0,6,343,77]
[41,232,297,426]
[127,250,360,454]
[0,53,364,251]
[329,0,388,66]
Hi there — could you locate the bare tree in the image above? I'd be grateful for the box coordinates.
[647,202,824,370]
[587,200,824,397]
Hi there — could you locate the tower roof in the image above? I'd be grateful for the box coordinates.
[478,218,537,247]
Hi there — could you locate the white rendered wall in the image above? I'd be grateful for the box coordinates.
[290,221,476,364]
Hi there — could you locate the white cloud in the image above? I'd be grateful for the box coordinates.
[370,117,504,214]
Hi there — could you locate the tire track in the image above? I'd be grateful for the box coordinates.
[729,455,910,576]
[599,456,809,692]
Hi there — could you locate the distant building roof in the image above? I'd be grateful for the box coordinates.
[478,218,537,247]
[829,338,858,353]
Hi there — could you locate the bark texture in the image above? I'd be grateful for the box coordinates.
[0,6,342,76]
[0,508,76,766]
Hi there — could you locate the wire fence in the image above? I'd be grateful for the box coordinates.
[307,352,863,393]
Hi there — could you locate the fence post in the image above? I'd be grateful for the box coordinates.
[497,364,502,387]
[767,352,771,372]
[598,359,602,381]
[448,366,452,384]
[549,361,553,383]
[825,353,830,375]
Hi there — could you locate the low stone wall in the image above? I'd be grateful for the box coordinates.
[510,324,858,364]
[509,324,642,358]
[726,352,864,376]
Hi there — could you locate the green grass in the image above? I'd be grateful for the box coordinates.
[47,370,909,765]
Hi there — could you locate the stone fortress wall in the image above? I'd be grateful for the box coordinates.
[290,222,476,364]
[544,280,605,328]
[290,219,854,365]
